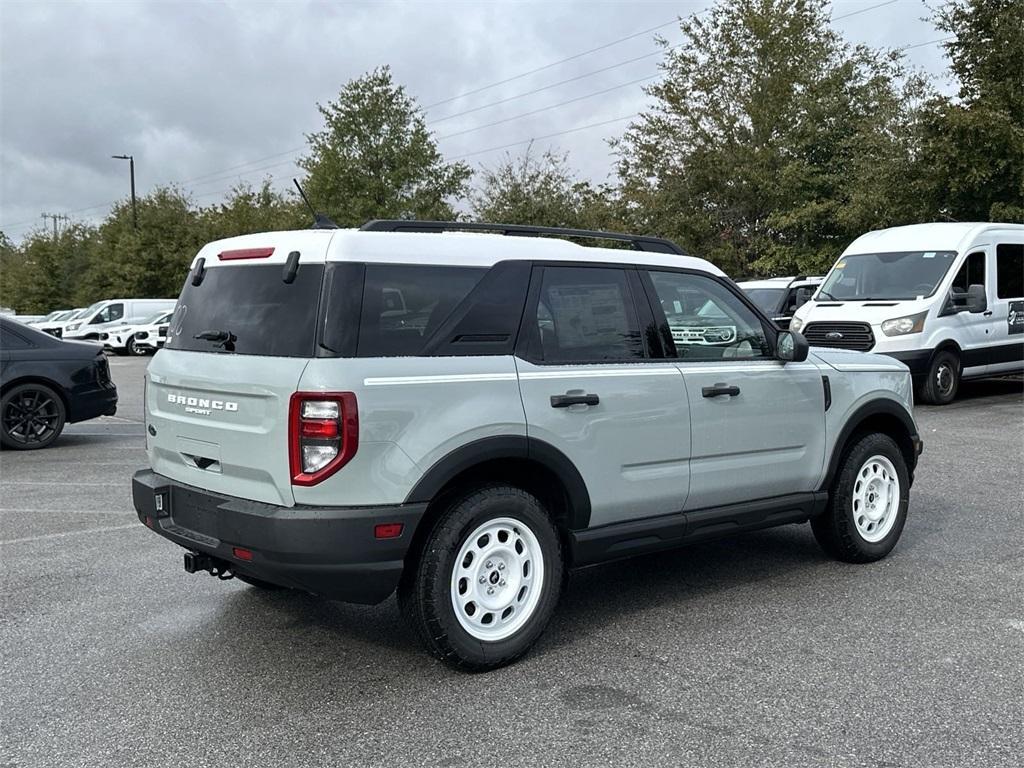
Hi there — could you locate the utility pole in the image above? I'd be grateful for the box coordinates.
[40,212,68,239]
[111,154,137,228]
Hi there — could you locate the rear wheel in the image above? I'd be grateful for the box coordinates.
[398,485,564,671]
[812,433,909,563]
[1,383,67,450]
[920,349,960,405]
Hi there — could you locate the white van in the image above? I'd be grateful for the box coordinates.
[63,298,177,343]
[791,222,1024,404]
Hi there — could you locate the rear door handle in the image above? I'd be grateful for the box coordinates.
[702,383,740,398]
[550,393,600,408]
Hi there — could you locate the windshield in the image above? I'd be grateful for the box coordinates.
[818,251,958,301]
[742,287,785,314]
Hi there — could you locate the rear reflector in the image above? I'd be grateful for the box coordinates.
[374,523,404,539]
[299,418,339,439]
[232,547,254,561]
[218,247,275,261]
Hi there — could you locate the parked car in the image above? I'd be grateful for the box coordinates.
[0,317,118,449]
[133,221,922,670]
[28,309,72,326]
[101,310,174,356]
[36,307,87,338]
[63,298,176,343]
[791,222,1024,404]
[738,276,824,328]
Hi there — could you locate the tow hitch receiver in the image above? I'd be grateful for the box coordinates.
[183,551,234,580]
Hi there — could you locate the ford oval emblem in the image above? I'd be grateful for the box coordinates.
[826,331,844,340]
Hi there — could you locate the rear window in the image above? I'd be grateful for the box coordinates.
[168,263,324,357]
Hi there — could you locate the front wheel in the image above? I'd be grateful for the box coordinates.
[126,336,148,356]
[398,485,564,671]
[812,433,909,563]
[920,349,960,405]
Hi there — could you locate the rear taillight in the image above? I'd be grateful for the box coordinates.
[289,392,358,486]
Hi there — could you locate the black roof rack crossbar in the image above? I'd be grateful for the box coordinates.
[359,220,686,255]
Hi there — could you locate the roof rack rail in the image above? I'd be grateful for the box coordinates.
[359,220,686,255]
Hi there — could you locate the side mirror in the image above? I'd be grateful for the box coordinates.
[777,330,809,363]
[966,284,987,314]
[794,287,812,308]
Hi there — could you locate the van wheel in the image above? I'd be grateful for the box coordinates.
[398,485,564,671]
[811,433,909,563]
[1,383,66,450]
[920,349,960,405]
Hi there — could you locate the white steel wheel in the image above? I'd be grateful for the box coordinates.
[450,517,545,642]
[852,454,900,543]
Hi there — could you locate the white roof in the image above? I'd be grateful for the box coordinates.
[842,222,1024,256]
[192,228,725,276]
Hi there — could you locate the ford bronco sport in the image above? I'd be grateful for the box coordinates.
[133,220,922,670]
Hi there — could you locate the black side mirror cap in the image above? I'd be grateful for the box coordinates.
[191,257,206,287]
[777,330,809,363]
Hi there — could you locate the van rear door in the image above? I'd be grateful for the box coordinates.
[145,231,335,506]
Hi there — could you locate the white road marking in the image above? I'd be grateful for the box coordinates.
[2,523,139,545]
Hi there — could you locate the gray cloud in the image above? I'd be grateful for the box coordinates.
[1,0,949,238]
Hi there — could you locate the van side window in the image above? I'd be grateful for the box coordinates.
[94,303,124,323]
[951,252,985,293]
[996,243,1023,299]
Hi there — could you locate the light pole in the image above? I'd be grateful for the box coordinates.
[112,154,137,228]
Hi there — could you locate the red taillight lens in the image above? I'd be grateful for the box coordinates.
[289,392,358,486]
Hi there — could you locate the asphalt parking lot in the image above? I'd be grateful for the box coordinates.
[2,356,1022,768]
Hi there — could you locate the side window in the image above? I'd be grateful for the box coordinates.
[94,303,124,324]
[996,243,1023,299]
[647,271,771,361]
[532,266,644,363]
[951,252,985,293]
[0,325,32,349]
[357,265,485,357]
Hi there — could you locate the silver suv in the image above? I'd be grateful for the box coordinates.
[132,221,923,670]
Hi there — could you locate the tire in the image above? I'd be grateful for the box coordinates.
[126,336,147,356]
[398,485,564,671]
[920,349,960,405]
[0,383,67,450]
[235,573,286,590]
[812,433,909,563]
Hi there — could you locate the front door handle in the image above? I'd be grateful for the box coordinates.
[550,393,600,408]
[982,310,993,317]
[702,383,740,398]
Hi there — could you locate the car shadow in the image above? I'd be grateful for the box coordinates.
[955,375,1023,402]
[195,524,829,672]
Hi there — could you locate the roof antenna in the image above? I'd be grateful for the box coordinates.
[293,179,339,229]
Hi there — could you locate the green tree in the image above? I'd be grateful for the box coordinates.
[470,147,620,231]
[0,224,97,313]
[298,67,472,225]
[917,0,1024,222]
[615,0,929,276]
[80,187,204,302]
[200,180,305,240]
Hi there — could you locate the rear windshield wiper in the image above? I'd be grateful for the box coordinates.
[193,329,233,342]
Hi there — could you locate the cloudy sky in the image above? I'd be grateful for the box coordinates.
[0,0,954,240]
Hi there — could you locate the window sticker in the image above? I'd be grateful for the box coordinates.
[922,252,936,259]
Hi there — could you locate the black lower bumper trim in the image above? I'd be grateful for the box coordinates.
[881,349,933,379]
[132,469,427,604]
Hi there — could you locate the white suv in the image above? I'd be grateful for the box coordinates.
[133,221,922,670]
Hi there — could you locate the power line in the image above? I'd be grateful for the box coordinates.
[422,17,685,110]
[436,73,660,142]
[831,0,902,22]
[449,113,641,161]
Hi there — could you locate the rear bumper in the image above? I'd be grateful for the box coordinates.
[68,382,118,422]
[132,470,426,604]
